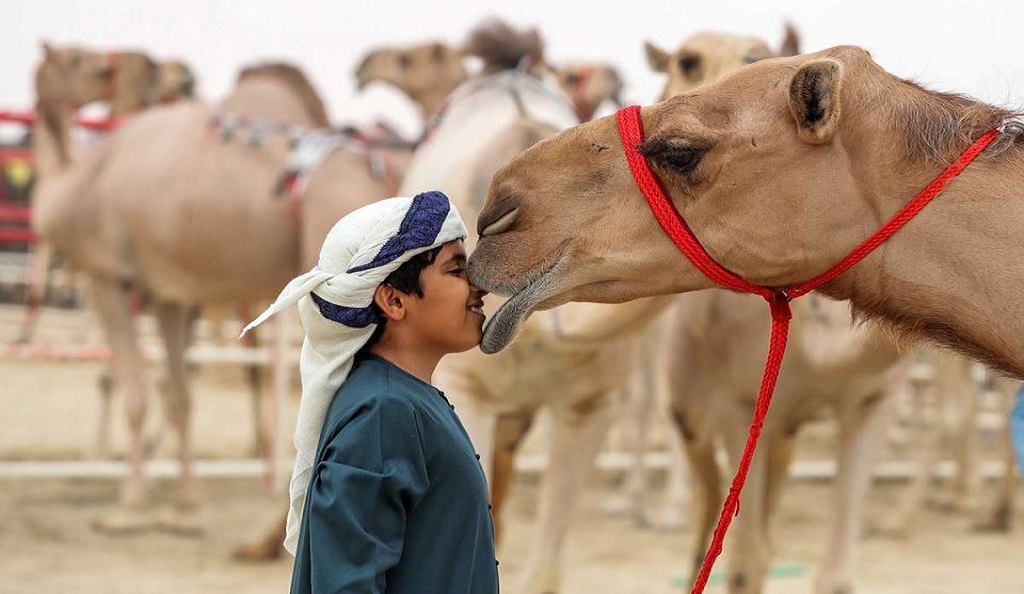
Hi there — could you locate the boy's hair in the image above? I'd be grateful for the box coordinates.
[358,244,444,354]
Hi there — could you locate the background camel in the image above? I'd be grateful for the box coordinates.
[550,62,624,122]
[667,291,913,594]
[880,358,1019,537]
[643,24,799,101]
[355,35,624,130]
[32,57,414,534]
[355,40,468,125]
[393,19,680,594]
[22,44,197,344]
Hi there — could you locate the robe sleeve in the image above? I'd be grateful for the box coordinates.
[305,396,430,593]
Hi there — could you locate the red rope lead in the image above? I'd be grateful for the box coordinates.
[785,128,999,298]
[617,106,772,300]
[614,104,998,594]
[690,294,790,591]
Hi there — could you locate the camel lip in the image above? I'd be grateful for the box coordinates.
[479,255,564,354]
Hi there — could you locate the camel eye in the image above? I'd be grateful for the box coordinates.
[398,53,412,69]
[564,72,580,85]
[677,54,700,76]
[656,145,704,176]
[68,54,82,70]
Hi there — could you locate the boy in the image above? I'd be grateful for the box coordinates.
[243,191,498,593]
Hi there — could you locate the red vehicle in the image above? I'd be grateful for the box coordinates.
[0,123,35,251]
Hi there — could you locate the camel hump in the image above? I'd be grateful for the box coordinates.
[236,62,330,128]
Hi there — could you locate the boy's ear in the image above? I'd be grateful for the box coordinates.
[373,284,407,322]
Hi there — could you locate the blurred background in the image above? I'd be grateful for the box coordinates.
[2,1,1023,593]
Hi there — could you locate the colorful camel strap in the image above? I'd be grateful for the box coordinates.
[615,104,998,594]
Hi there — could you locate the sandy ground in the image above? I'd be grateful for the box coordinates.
[2,306,1023,593]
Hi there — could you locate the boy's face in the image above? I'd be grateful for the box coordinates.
[405,241,487,354]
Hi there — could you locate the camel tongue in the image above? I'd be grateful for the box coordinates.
[480,295,529,354]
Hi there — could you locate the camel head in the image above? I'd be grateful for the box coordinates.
[155,60,197,103]
[354,41,467,119]
[644,25,800,100]
[553,62,624,122]
[470,45,1011,354]
[35,42,118,108]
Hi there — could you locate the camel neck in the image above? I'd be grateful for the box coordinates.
[413,91,450,124]
[33,100,74,180]
[826,145,1024,376]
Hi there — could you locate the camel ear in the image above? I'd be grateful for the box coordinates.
[644,41,669,73]
[779,22,800,57]
[41,40,56,61]
[430,42,446,61]
[788,59,842,145]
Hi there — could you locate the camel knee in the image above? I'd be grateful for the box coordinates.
[124,394,147,430]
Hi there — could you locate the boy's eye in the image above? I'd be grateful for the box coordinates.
[450,267,466,276]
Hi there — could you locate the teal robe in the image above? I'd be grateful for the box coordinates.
[290,354,499,594]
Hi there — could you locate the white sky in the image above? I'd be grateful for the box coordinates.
[8,0,1024,137]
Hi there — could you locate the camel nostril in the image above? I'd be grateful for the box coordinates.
[479,207,519,237]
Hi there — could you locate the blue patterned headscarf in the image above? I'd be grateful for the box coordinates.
[242,191,467,554]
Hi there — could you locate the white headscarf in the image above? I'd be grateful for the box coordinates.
[241,191,467,554]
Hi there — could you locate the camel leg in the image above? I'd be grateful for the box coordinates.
[152,300,202,536]
[234,507,288,562]
[90,278,154,533]
[616,340,656,523]
[946,360,981,513]
[238,309,268,459]
[518,394,615,594]
[491,409,535,544]
[877,380,941,537]
[266,312,293,491]
[93,372,115,459]
[674,407,721,583]
[647,411,692,531]
[18,242,50,343]
[720,440,770,594]
[721,404,771,594]
[816,392,895,594]
[975,379,1020,532]
[762,428,798,543]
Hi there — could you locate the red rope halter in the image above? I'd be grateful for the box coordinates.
[615,104,998,593]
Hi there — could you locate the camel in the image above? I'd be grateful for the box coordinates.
[470,43,1024,375]
[881,358,1020,537]
[22,45,197,344]
[24,45,208,462]
[470,44,1024,589]
[392,20,685,594]
[232,25,624,563]
[355,40,468,124]
[665,291,913,594]
[551,62,624,122]
[356,35,625,130]
[644,24,799,101]
[33,57,413,534]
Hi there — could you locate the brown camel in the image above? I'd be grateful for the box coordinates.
[23,44,197,344]
[356,34,621,128]
[667,291,914,594]
[551,62,624,122]
[355,40,468,123]
[33,59,412,534]
[397,20,685,594]
[644,23,799,100]
[470,45,1024,381]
